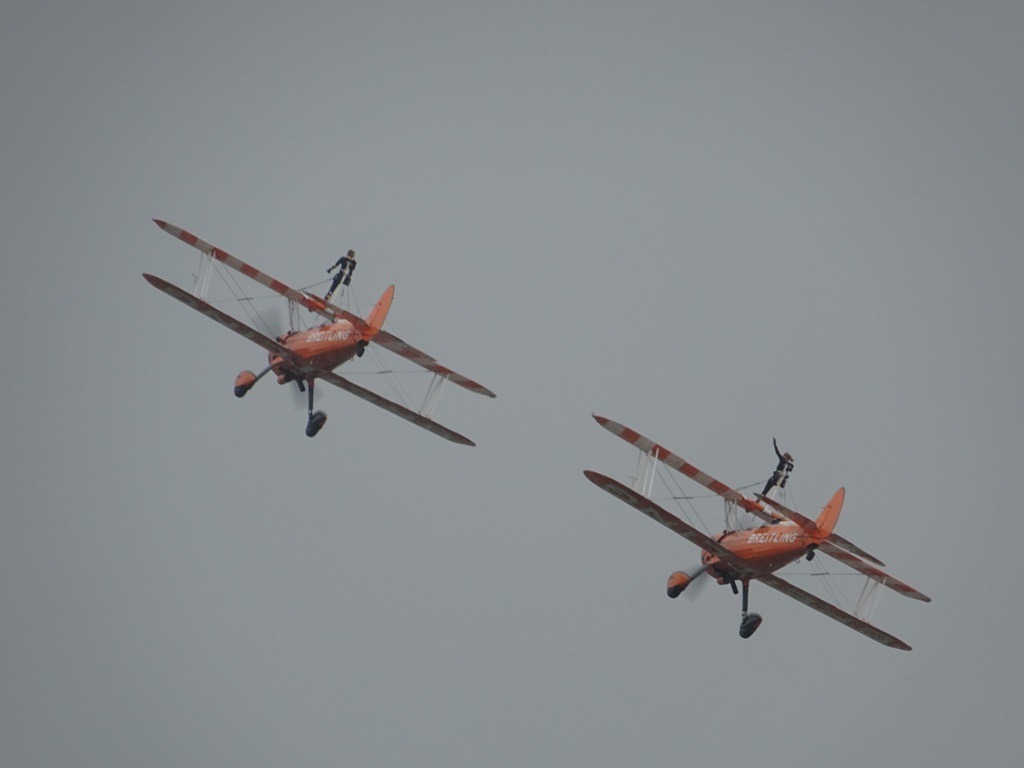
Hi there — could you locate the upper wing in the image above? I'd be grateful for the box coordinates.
[592,415,776,524]
[369,329,497,398]
[317,371,475,446]
[757,573,912,650]
[757,493,887,567]
[816,542,931,602]
[584,471,751,573]
[143,274,306,368]
[153,219,336,322]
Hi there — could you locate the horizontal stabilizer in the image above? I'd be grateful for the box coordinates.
[319,300,495,398]
[757,493,887,567]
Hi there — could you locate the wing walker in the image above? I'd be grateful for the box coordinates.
[585,415,930,649]
[144,220,494,443]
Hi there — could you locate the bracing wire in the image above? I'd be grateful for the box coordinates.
[211,262,278,336]
[339,286,422,409]
[654,465,711,534]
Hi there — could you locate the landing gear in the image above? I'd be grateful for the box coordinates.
[306,410,327,437]
[738,580,763,639]
[356,340,367,358]
[304,377,328,437]
[806,544,817,561]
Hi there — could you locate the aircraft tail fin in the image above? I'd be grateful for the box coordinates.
[814,487,845,537]
[365,285,395,337]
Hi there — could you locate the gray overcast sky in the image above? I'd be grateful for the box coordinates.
[2,1,1022,766]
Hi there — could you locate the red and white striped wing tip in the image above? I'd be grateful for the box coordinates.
[153,219,214,253]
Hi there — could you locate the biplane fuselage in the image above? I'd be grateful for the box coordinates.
[702,522,814,582]
[271,321,363,382]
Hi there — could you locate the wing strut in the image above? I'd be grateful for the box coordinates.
[420,373,449,419]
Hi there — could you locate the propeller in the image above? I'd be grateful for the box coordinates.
[250,304,309,410]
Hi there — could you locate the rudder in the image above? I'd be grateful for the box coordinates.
[365,285,395,337]
[815,487,845,537]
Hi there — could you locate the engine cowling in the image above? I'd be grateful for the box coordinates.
[234,370,257,398]
[667,571,692,599]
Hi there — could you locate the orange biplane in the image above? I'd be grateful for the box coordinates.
[144,220,494,443]
[585,415,930,650]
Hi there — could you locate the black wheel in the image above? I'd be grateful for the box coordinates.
[305,410,328,437]
[739,613,763,639]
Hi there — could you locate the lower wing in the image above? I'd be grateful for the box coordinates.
[583,470,749,572]
[317,371,475,446]
[144,273,304,367]
[757,573,912,650]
